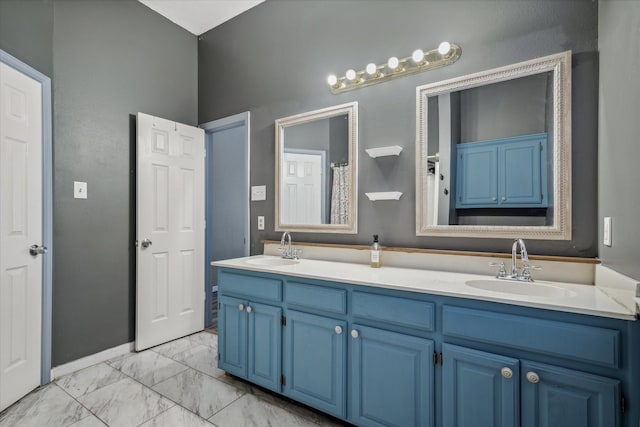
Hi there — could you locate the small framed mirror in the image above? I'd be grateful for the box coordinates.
[275,102,358,233]
[416,51,571,239]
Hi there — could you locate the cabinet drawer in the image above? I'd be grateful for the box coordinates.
[286,282,347,315]
[219,270,282,302]
[352,291,435,332]
[442,306,620,368]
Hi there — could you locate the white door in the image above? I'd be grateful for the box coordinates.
[282,151,324,224]
[136,113,205,351]
[0,62,43,411]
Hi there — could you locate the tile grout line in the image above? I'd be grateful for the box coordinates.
[51,382,107,427]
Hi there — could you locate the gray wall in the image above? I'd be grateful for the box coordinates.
[50,0,197,365]
[199,0,598,257]
[0,0,53,77]
[598,1,640,280]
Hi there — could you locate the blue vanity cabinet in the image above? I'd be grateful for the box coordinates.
[350,324,435,427]
[283,309,347,419]
[217,271,283,392]
[456,133,548,208]
[442,343,519,427]
[520,361,620,427]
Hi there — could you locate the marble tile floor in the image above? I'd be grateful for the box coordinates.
[0,331,347,427]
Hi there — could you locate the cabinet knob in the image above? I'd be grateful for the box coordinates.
[335,326,342,335]
[246,306,252,313]
[351,329,359,339]
[501,367,513,379]
[526,371,540,384]
[492,196,497,201]
[501,196,507,201]
[238,304,244,311]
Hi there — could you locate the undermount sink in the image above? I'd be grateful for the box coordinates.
[465,279,577,299]
[245,257,299,266]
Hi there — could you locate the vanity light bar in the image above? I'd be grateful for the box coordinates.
[327,42,462,94]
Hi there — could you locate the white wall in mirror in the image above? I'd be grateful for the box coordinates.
[416,51,572,240]
[275,102,358,233]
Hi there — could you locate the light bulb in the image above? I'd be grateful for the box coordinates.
[345,69,357,81]
[412,49,425,63]
[365,63,377,76]
[387,56,399,70]
[327,74,338,86]
[438,41,452,55]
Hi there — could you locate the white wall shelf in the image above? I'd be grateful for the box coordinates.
[365,145,403,158]
[365,191,403,201]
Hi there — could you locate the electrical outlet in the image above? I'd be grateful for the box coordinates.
[603,217,612,247]
[257,216,265,230]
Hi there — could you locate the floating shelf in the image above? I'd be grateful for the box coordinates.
[365,145,403,158]
[365,191,403,201]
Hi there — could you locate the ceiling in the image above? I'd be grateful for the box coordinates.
[138,0,266,36]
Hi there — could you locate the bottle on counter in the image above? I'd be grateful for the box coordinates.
[370,234,382,268]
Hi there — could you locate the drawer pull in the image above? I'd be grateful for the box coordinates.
[351,329,359,339]
[526,371,540,384]
[246,306,252,313]
[501,367,513,379]
[335,326,342,335]
[238,304,244,311]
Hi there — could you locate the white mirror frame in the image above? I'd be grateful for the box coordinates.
[275,102,358,234]
[416,51,572,240]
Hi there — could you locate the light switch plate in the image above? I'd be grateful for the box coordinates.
[603,217,612,247]
[251,185,266,201]
[257,216,265,230]
[74,181,87,199]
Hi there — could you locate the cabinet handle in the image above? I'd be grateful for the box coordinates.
[526,371,540,384]
[501,367,513,379]
[246,306,252,313]
[238,304,244,311]
[351,329,359,339]
[335,326,342,335]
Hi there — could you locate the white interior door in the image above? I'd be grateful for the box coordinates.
[136,113,205,351]
[0,62,43,411]
[283,151,324,224]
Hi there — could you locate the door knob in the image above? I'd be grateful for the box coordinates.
[141,239,152,248]
[526,371,540,383]
[29,244,48,256]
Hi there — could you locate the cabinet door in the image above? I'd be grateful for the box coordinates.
[521,361,620,427]
[350,325,434,427]
[284,310,346,419]
[218,295,247,378]
[499,138,546,206]
[456,143,498,208]
[247,302,282,392]
[442,344,519,427]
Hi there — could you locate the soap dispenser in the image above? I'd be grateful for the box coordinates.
[370,234,382,268]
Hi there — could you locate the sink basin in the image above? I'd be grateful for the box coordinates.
[465,279,577,298]
[245,257,299,266]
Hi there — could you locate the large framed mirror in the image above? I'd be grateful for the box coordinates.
[416,51,571,240]
[275,102,358,233]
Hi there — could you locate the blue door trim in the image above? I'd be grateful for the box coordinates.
[0,49,53,385]
[200,112,250,328]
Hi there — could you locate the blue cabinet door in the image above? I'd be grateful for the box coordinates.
[247,302,282,392]
[499,138,547,206]
[218,295,247,378]
[283,310,346,419]
[442,343,519,427]
[521,361,620,427]
[350,325,435,427]
[456,143,499,208]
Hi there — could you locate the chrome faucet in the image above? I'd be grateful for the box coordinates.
[490,238,540,282]
[279,231,301,260]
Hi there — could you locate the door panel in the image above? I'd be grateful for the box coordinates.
[442,343,519,427]
[247,302,281,392]
[136,113,205,351]
[218,295,247,377]
[0,61,43,411]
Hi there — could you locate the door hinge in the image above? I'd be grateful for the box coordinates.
[134,240,139,248]
[281,315,286,326]
[621,393,625,413]
[281,375,286,386]
[218,302,221,309]
[439,352,443,366]
[433,352,438,366]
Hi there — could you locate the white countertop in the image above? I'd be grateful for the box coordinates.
[213,256,637,321]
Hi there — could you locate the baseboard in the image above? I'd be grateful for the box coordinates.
[51,341,134,381]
